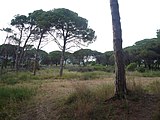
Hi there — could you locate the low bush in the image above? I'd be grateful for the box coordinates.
[127,63,137,71]
[92,64,107,71]
[67,66,94,72]
[67,65,115,72]
[136,67,145,73]
[80,71,110,80]
[105,65,115,73]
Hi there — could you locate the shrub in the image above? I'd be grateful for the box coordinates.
[136,67,145,73]
[67,66,94,72]
[127,63,137,71]
[106,65,115,73]
[93,64,107,71]
[80,71,109,80]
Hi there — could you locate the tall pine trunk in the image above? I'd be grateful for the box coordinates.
[59,38,66,77]
[110,0,127,98]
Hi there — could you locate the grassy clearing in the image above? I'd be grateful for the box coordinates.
[1,68,160,120]
[0,68,112,85]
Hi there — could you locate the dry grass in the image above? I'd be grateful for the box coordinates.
[17,79,112,120]
[1,69,160,120]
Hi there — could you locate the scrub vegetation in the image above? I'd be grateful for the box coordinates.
[0,68,160,120]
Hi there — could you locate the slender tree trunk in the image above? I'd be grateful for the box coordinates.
[15,30,23,72]
[110,0,127,98]
[19,32,32,66]
[33,33,43,75]
[59,38,66,77]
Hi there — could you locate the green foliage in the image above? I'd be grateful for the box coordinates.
[51,8,96,43]
[49,51,61,65]
[80,72,95,80]
[67,66,94,72]
[141,71,160,77]
[0,72,32,85]
[0,68,112,83]
[92,64,107,71]
[0,87,35,106]
[136,67,145,73]
[52,69,111,80]
[105,65,114,72]
[67,65,115,73]
[73,49,96,65]
[127,63,137,71]
[127,70,160,77]
[80,71,107,80]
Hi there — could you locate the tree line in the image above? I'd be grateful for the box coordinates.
[0,8,96,76]
[1,8,160,77]
[1,29,160,72]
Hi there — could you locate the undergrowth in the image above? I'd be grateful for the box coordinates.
[59,79,160,120]
[0,86,36,120]
[59,83,115,120]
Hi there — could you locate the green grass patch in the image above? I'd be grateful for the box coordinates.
[51,69,112,80]
[0,86,36,120]
[127,71,160,77]
[0,86,35,108]
[0,72,34,85]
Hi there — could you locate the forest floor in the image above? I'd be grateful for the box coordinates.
[16,77,160,120]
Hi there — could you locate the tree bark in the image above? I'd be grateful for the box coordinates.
[15,29,23,72]
[33,33,43,75]
[59,38,66,77]
[110,0,127,98]
[19,32,32,66]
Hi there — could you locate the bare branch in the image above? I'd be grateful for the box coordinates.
[48,31,63,50]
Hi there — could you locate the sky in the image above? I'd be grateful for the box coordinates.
[0,0,160,53]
